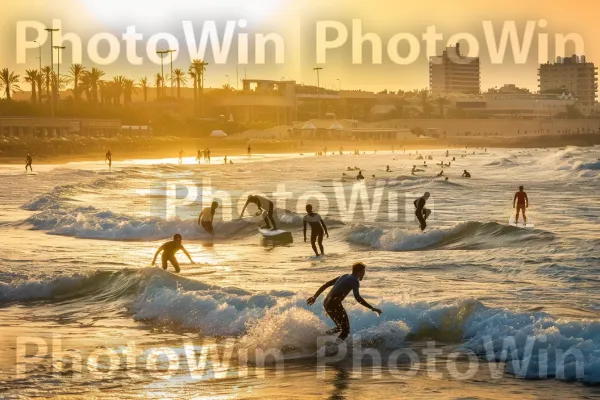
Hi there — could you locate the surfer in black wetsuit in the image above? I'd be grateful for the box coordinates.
[356,171,364,180]
[25,154,33,172]
[414,192,431,231]
[307,262,382,342]
[105,150,112,168]
[303,204,329,256]
[151,234,195,273]
[240,195,278,230]
[462,170,471,178]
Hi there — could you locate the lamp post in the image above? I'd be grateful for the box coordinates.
[313,66,323,119]
[53,45,66,112]
[33,40,42,72]
[45,28,59,117]
[157,49,176,98]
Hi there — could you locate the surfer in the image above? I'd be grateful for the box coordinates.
[240,195,278,230]
[151,234,195,273]
[247,144,252,157]
[462,170,471,178]
[105,150,112,168]
[303,204,329,256]
[386,165,392,172]
[306,262,382,342]
[356,171,364,180]
[224,155,228,164]
[198,201,219,235]
[513,185,529,225]
[25,154,33,172]
[178,149,183,164]
[414,192,431,231]
[436,170,444,177]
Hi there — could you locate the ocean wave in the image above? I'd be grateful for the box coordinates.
[4,268,600,382]
[347,221,554,251]
[485,157,517,167]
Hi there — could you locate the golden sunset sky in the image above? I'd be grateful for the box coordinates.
[1,0,599,92]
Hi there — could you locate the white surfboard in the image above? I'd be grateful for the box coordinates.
[258,228,293,241]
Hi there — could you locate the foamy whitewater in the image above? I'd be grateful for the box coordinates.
[1,147,600,398]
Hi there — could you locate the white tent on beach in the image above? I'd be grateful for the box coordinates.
[210,130,228,138]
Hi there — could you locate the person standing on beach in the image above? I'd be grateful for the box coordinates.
[303,204,329,257]
[513,185,529,225]
[25,154,33,172]
[306,262,382,342]
[247,144,252,157]
[151,234,195,273]
[178,149,184,164]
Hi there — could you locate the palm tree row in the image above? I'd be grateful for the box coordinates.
[0,59,209,114]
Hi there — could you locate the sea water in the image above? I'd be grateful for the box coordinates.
[1,147,600,399]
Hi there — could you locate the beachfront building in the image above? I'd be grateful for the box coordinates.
[0,117,122,139]
[429,44,481,95]
[289,119,410,141]
[539,55,598,106]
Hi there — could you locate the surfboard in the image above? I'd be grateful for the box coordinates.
[258,228,293,241]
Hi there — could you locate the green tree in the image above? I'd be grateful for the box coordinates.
[139,77,149,102]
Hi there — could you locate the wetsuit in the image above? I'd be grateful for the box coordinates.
[514,191,528,223]
[199,207,215,234]
[462,171,471,178]
[25,156,32,172]
[414,196,430,231]
[303,213,328,256]
[313,274,376,340]
[243,195,277,230]
[157,240,184,272]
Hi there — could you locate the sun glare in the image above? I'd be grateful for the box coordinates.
[82,0,281,23]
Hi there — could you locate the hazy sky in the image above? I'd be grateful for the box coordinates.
[2,0,599,92]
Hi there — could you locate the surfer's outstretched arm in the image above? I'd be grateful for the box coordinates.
[181,246,194,264]
[240,199,251,218]
[353,287,382,315]
[306,277,339,305]
[152,245,165,265]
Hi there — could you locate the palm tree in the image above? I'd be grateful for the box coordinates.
[191,59,208,115]
[188,68,197,110]
[0,68,22,100]
[222,84,234,91]
[154,73,163,99]
[35,72,43,104]
[87,68,105,103]
[435,96,450,118]
[123,78,137,104]
[172,68,187,99]
[67,64,86,100]
[111,76,125,105]
[139,77,149,102]
[41,66,52,100]
[24,69,40,103]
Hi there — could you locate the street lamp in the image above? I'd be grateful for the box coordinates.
[45,28,59,117]
[33,40,42,72]
[313,66,323,119]
[53,45,66,109]
[157,49,176,98]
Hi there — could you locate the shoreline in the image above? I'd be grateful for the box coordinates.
[1,133,599,165]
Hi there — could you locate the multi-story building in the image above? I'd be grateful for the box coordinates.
[429,43,480,95]
[538,55,598,106]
